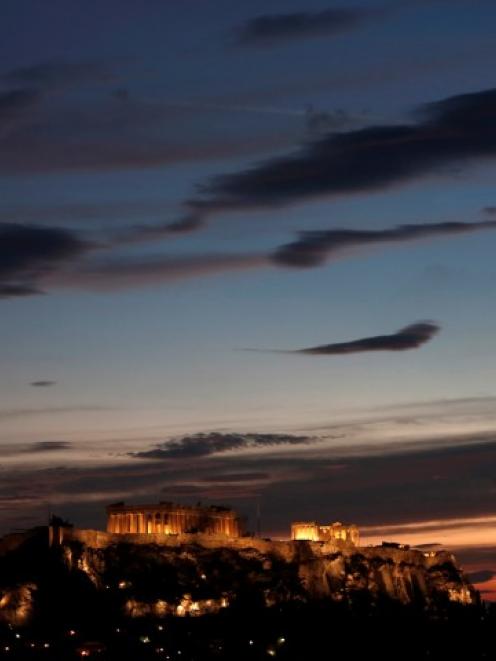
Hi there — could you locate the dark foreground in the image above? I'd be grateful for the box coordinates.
[1,600,495,660]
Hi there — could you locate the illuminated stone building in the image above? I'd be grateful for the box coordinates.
[106,502,243,537]
[291,521,359,545]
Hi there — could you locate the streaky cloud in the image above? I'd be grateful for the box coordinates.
[195,472,270,483]
[0,283,41,298]
[233,1,474,48]
[27,441,71,453]
[5,215,496,299]
[56,253,268,291]
[3,428,496,539]
[234,7,380,46]
[0,405,117,420]
[30,380,57,388]
[0,59,115,90]
[159,87,496,236]
[466,569,496,584]
[271,220,496,267]
[0,88,300,175]
[4,213,496,299]
[246,322,440,356]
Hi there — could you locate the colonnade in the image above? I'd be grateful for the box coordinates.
[106,504,242,537]
[291,521,359,545]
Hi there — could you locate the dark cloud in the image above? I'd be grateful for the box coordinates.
[271,220,496,267]
[161,87,496,234]
[232,1,476,48]
[0,61,115,139]
[0,283,41,298]
[0,60,115,90]
[305,106,361,135]
[248,322,439,356]
[0,406,117,420]
[132,432,316,460]
[0,224,267,297]
[4,428,496,538]
[4,215,496,299]
[235,7,380,46]
[0,200,176,226]
[30,380,56,388]
[466,569,496,584]
[111,87,130,102]
[8,217,496,298]
[160,483,261,501]
[0,88,40,124]
[196,472,269,483]
[253,436,496,533]
[455,546,496,569]
[0,223,92,297]
[28,441,71,453]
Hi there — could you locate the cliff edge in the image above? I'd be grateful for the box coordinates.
[0,526,477,627]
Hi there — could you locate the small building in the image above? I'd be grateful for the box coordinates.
[291,521,359,545]
[106,501,243,537]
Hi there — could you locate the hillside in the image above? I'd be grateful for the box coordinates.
[0,527,486,660]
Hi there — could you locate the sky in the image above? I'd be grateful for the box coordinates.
[2,0,496,598]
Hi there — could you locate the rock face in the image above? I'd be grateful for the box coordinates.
[0,583,35,626]
[0,527,477,627]
[54,527,477,616]
[294,544,474,606]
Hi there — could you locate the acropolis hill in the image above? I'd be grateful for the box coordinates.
[0,501,478,630]
[15,499,472,624]
[0,502,484,661]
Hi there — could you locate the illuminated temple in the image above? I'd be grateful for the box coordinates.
[105,501,359,545]
[106,502,243,537]
[291,521,359,545]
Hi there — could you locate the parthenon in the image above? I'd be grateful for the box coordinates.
[291,521,359,545]
[106,501,243,537]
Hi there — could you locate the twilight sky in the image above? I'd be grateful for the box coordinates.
[2,0,496,598]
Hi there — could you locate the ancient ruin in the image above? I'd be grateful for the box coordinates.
[291,521,359,545]
[106,502,359,547]
[106,502,243,537]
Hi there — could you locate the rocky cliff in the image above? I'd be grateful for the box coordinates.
[0,527,477,627]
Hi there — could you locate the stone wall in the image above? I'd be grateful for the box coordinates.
[55,527,467,575]
[55,527,297,556]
